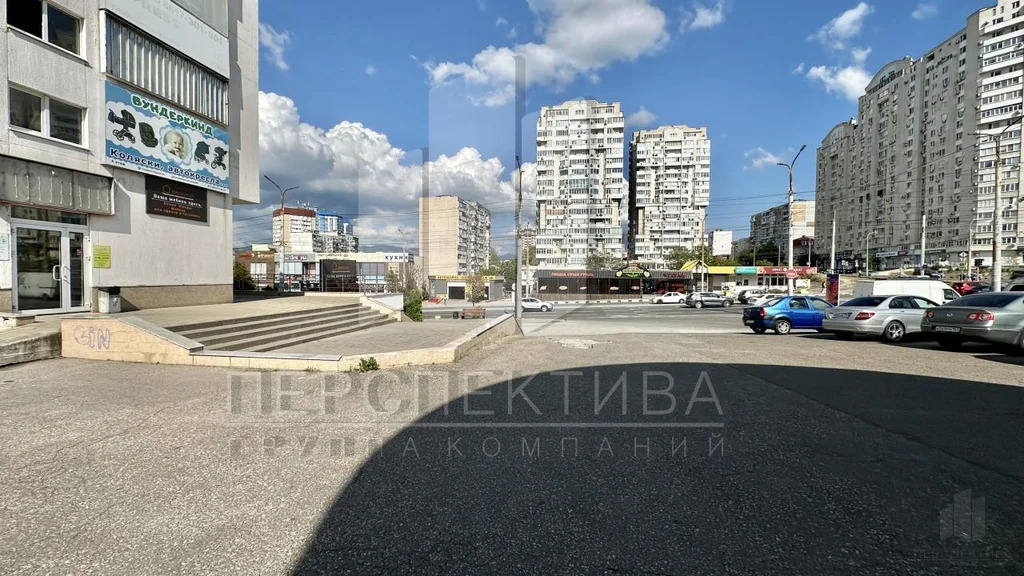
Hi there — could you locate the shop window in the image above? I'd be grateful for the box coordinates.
[7,0,81,55]
[8,85,83,145]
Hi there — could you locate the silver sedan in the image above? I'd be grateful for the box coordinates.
[920,292,1024,353]
[823,294,939,343]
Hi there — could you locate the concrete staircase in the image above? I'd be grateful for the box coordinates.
[165,302,395,352]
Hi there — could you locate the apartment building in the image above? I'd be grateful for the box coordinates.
[628,125,711,266]
[814,1,1024,272]
[272,207,315,249]
[750,201,816,250]
[1,0,259,313]
[535,99,625,269]
[418,195,491,278]
[708,229,733,258]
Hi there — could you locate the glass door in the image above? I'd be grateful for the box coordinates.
[15,228,63,312]
[14,224,90,313]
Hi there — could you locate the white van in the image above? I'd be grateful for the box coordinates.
[851,279,960,304]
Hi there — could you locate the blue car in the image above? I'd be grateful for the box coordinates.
[742,295,834,335]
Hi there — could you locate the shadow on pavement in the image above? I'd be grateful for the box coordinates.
[287,362,1024,574]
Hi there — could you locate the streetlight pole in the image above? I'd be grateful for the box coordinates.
[977,112,1023,291]
[866,230,877,276]
[264,175,299,291]
[778,144,807,296]
[515,155,523,321]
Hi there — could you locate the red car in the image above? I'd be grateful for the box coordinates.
[951,281,988,295]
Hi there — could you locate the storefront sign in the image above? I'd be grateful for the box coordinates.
[145,176,208,222]
[615,264,651,278]
[759,266,818,275]
[550,272,595,278]
[384,254,412,261]
[734,266,758,275]
[433,275,500,281]
[104,81,229,192]
[93,245,111,268]
[876,251,898,258]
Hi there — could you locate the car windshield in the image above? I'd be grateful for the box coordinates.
[947,293,1022,308]
[840,296,887,307]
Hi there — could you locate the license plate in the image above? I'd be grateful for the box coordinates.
[934,326,961,333]
[837,312,850,319]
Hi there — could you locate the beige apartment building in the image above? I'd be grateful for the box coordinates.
[815,0,1024,273]
[418,195,491,279]
[749,201,815,250]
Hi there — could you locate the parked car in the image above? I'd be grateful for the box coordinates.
[822,294,939,343]
[685,292,734,308]
[951,281,989,295]
[520,297,552,312]
[964,284,992,295]
[852,279,960,304]
[747,292,785,307]
[651,291,686,304]
[742,295,834,335]
[920,292,1024,353]
[737,289,767,304]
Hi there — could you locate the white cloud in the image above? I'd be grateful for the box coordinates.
[496,16,508,27]
[258,23,291,71]
[912,2,938,20]
[744,147,786,171]
[496,16,518,38]
[809,2,874,50]
[247,92,536,248]
[851,47,871,65]
[792,62,805,75]
[507,27,518,39]
[425,0,670,107]
[365,65,377,76]
[680,0,727,32]
[806,45,872,102]
[625,106,657,127]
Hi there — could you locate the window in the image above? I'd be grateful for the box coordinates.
[6,0,81,55]
[789,298,809,309]
[810,299,831,311]
[105,15,228,124]
[8,86,83,145]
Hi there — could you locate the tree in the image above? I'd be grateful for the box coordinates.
[665,247,696,270]
[466,273,487,303]
[404,288,423,321]
[586,251,617,270]
[384,269,400,293]
[526,244,538,266]
[233,261,256,290]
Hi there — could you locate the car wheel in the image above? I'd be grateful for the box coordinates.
[694,301,704,309]
[883,321,906,343]
[752,326,767,334]
[937,337,963,350]
[774,319,792,335]
[723,301,732,308]
[833,331,853,340]
[541,305,550,312]
[1010,330,1024,356]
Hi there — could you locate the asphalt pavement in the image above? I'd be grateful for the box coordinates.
[2,327,1023,574]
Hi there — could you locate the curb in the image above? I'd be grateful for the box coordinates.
[541,299,647,305]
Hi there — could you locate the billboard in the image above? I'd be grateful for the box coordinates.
[103,81,229,193]
[145,176,208,223]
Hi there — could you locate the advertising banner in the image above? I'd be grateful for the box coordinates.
[826,274,840,305]
[104,81,229,193]
[145,176,208,223]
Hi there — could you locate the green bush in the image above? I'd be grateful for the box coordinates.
[356,357,380,372]
[405,288,423,322]
[233,261,256,290]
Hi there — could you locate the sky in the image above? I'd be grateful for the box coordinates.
[239,0,980,256]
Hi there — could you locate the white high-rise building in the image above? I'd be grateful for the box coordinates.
[628,125,711,266]
[535,99,625,269]
[708,229,733,258]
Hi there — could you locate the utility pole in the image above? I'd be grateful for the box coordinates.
[515,155,523,321]
[829,208,837,273]
[920,213,927,271]
[777,144,806,296]
[994,130,1004,291]
[264,175,299,291]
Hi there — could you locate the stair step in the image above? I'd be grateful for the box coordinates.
[179,307,373,341]
[208,313,392,352]
[164,303,360,332]
[245,317,397,353]
[197,311,385,347]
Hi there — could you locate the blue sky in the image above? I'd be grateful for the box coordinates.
[242,0,980,254]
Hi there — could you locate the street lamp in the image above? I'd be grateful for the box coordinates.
[264,175,299,291]
[865,230,878,276]
[975,111,1023,291]
[777,144,807,296]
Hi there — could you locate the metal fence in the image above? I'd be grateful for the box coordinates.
[235,274,388,294]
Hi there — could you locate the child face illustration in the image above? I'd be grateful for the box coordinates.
[164,132,186,158]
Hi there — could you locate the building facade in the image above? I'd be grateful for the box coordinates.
[418,195,491,278]
[272,207,315,249]
[750,201,815,250]
[708,229,733,257]
[814,1,1024,272]
[535,99,625,269]
[628,124,711,266]
[1,0,259,313]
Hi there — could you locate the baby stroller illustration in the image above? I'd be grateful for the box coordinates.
[212,146,227,169]
[107,109,136,143]
[193,141,211,164]
[139,123,158,147]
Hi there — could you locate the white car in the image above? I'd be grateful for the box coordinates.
[521,297,553,312]
[652,292,686,304]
